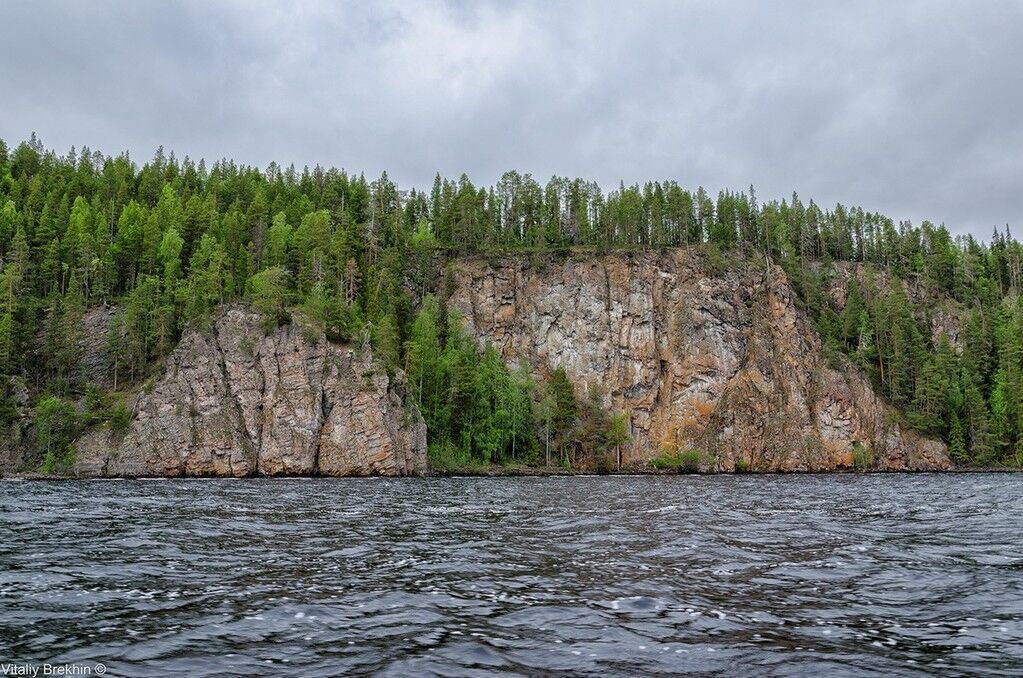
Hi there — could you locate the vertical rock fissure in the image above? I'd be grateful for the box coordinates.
[312,349,334,475]
[651,273,672,450]
[253,334,268,473]
[178,351,203,458]
[211,322,253,476]
[265,331,286,474]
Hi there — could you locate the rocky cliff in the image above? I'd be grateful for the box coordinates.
[448,251,950,471]
[74,308,427,477]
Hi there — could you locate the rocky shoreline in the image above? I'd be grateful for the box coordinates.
[3,465,1017,480]
[2,252,961,478]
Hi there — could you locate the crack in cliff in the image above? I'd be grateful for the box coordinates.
[261,330,288,475]
[176,350,202,466]
[312,346,335,476]
[650,270,673,447]
[254,334,268,472]
[211,318,255,477]
[469,271,487,347]
[101,438,111,476]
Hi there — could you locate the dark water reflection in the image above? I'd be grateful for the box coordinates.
[1,475,1021,676]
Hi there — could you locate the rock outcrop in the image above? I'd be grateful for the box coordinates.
[0,378,32,473]
[824,260,966,354]
[74,308,427,477]
[80,305,118,387]
[448,251,950,471]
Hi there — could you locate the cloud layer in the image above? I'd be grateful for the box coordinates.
[2,0,1021,236]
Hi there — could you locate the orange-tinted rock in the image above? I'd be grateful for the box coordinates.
[448,251,950,472]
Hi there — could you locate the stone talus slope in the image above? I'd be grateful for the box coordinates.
[75,308,427,477]
[448,251,949,471]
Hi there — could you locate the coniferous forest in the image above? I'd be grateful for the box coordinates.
[1,134,1021,471]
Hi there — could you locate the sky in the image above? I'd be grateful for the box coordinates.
[2,0,1021,238]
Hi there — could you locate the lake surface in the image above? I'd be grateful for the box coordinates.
[1,475,1021,676]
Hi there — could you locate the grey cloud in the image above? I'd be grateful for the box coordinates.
[1,0,1021,237]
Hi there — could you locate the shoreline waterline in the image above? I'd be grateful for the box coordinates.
[3,467,1020,481]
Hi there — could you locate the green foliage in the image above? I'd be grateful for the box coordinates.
[0,133,1020,469]
[109,403,131,432]
[852,441,873,471]
[0,378,21,432]
[652,448,703,473]
[0,311,15,376]
[701,242,726,277]
[248,266,292,327]
[405,299,538,467]
[545,367,578,464]
[265,212,292,269]
[426,440,483,473]
[34,395,79,473]
[678,449,703,472]
[82,383,113,426]
[650,451,678,470]
[608,413,630,470]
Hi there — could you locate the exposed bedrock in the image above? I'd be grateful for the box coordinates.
[75,308,427,477]
[447,251,950,471]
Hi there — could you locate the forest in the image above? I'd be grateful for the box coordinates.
[0,134,1021,471]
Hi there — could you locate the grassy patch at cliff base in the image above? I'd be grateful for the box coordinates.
[650,448,704,473]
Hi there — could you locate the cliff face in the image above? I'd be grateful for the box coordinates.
[74,308,427,477]
[448,251,950,472]
[0,378,32,473]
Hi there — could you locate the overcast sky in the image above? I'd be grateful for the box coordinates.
[2,0,1021,237]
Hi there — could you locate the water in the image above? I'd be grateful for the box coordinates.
[1,475,1021,676]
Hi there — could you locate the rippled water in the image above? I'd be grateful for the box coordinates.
[1,475,1021,676]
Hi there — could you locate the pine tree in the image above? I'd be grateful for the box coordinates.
[609,412,630,471]
[0,311,14,376]
[265,212,292,270]
[405,295,444,434]
[248,266,292,326]
[963,373,993,464]
[508,361,536,463]
[48,271,85,392]
[3,226,28,312]
[158,227,184,292]
[545,367,578,465]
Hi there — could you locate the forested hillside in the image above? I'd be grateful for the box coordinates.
[0,134,1020,471]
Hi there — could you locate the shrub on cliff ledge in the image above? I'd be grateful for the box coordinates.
[852,441,873,471]
[652,448,704,473]
[109,403,131,432]
[678,449,703,472]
